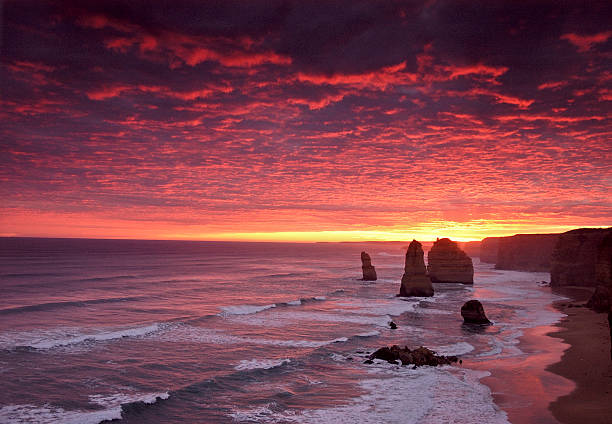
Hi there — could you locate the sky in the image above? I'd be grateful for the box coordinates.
[1,0,611,242]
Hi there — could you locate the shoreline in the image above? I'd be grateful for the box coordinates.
[546,288,612,424]
[470,306,573,423]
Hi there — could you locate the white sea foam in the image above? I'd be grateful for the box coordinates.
[230,367,508,424]
[286,299,302,306]
[0,404,122,424]
[356,330,381,338]
[88,391,170,407]
[433,342,475,356]
[219,304,277,316]
[0,323,162,350]
[235,358,291,371]
[230,402,291,423]
[0,392,169,424]
[157,326,349,348]
[225,310,393,328]
[314,296,326,300]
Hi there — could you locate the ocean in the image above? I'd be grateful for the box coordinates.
[0,238,570,423]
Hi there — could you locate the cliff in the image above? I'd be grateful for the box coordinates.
[495,234,559,272]
[459,241,481,258]
[427,238,474,284]
[550,228,612,288]
[480,237,500,264]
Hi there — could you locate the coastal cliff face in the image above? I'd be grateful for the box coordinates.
[495,234,559,272]
[480,237,500,264]
[427,238,474,284]
[459,241,481,258]
[550,228,612,288]
[360,251,377,281]
[399,240,434,297]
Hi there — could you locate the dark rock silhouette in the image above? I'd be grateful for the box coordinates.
[459,241,481,258]
[461,300,491,324]
[480,237,500,264]
[551,228,612,287]
[389,321,397,329]
[360,251,377,281]
[586,286,611,313]
[496,234,559,271]
[427,238,474,284]
[398,240,434,297]
[368,345,458,367]
[608,310,612,360]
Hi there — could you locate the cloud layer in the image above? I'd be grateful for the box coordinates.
[1,0,611,240]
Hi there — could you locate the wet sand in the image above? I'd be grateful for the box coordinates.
[472,315,574,423]
[547,289,612,424]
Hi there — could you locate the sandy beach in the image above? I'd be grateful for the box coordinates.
[547,289,612,424]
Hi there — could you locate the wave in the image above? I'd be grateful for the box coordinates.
[234,358,291,371]
[219,304,277,316]
[230,368,508,424]
[0,296,148,315]
[218,295,329,317]
[0,392,169,424]
[157,326,349,349]
[0,323,163,351]
[79,275,138,283]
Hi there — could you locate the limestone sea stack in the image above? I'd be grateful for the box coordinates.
[398,240,434,297]
[427,238,474,284]
[360,251,377,281]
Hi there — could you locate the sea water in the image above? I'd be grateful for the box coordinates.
[0,238,567,423]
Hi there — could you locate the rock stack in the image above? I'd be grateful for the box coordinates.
[398,240,434,297]
[360,251,377,281]
[461,300,491,324]
[427,238,474,284]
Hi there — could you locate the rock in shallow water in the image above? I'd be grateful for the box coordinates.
[398,240,434,297]
[368,345,458,367]
[360,251,377,281]
[461,300,491,324]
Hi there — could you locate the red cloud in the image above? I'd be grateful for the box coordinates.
[297,62,416,90]
[78,13,291,68]
[561,31,612,52]
[537,81,568,91]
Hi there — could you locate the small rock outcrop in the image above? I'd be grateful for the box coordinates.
[496,234,559,271]
[480,237,500,263]
[368,345,458,367]
[427,238,474,284]
[586,286,611,313]
[398,240,434,297]
[360,251,377,281]
[550,228,612,287]
[461,300,491,324]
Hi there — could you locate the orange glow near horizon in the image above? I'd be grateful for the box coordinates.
[1,210,605,242]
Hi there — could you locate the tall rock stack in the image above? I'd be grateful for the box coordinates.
[398,240,434,297]
[427,238,474,284]
[550,228,612,288]
[360,251,377,281]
